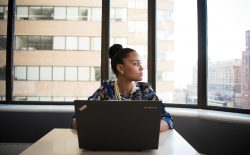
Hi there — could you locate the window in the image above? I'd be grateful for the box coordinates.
[207,0,250,109]
[27,66,39,80]
[41,36,53,50]
[79,7,91,21]
[41,7,54,20]
[66,7,78,20]
[16,6,28,20]
[66,36,78,50]
[65,67,77,81]
[29,7,42,20]
[0,6,4,19]
[53,36,65,50]
[15,36,27,50]
[40,67,52,80]
[15,66,27,80]
[110,8,127,22]
[92,8,101,21]
[91,37,101,51]
[156,0,197,103]
[27,36,41,50]
[78,67,90,81]
[79,37,90,50]
[54,7,66,20]
[52,67,64,81]
[0,35,6,50]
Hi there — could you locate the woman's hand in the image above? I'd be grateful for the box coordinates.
[160,119,170,132]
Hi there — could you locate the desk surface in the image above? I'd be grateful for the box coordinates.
[21,128,200,155]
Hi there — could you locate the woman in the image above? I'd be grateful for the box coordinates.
[72,44,173,132]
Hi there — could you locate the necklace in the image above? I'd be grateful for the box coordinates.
[114,80,136,100]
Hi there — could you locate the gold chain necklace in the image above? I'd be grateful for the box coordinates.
[114,80,136,100]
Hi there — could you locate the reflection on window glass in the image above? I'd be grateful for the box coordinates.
[156,0,197,104]
[207,0,250,109]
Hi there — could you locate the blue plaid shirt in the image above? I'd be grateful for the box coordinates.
[88,80,173,129]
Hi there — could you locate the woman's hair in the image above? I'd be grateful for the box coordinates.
[109,44,135,76]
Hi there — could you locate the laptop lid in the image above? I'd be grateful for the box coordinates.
[74,100,162,151]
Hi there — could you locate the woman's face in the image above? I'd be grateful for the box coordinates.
[118,51,143,81]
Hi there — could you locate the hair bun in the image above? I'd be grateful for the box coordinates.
[109,44,123,59]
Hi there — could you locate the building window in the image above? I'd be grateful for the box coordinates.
[41,7,54,20]
[54,7,66,20]
[29,7,42,20]
[79,7,91,21]
[27,66,39,80]
[66,7,78,20]
[27,36,41,50]
[41,36,53,50]
[53,36,65,50]
[92,8,101,21]
[79,37,90,50]
[78,67,90,81]
[65,67,77,81]
[16,6,29,20]
[14,66,27,80]
[66,36,78,50]
[91,37,101,51]
[15,36,27,50]
[0,35,6,50]
[40,66,52,81]
[52,66,64,81]
[110,8,127,22]
[0,6,4,19]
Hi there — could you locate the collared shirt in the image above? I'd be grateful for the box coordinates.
[88,80,173,129]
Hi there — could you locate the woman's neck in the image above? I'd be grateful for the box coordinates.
[116,78,133,94]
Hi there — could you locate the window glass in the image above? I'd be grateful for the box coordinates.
[54,7,66,20]
[92,8,101,21]
[4,6,8,19]
[78,67,90,81]
[15,36,27,50]
[65,67,77,81]
[66,36,78,50]
[79,7,91,21]
[27,66,39,80]
[14,66,27,80]
[52,67,64,81]
[91,37,101,51]
[53,36,65,50]
[79,37,90,50]
[12,0,102,101]
[41,7,54,20]
[156,0,197,103]
[0,6,5,19]
[0,36,6,50]
[29,7,42,20]
[27,36,41,50]
[40,67,52,80]
[16,6,28,20]
[41,36,53,50]
[110,0,148,82]
[66,7,78,20]
[207,0,250,109]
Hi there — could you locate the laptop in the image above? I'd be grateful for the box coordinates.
[74,100,162,151]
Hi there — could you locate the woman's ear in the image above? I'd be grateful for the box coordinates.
[116,64,124,75]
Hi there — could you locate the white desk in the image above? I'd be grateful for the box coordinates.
[21,128,200,155]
